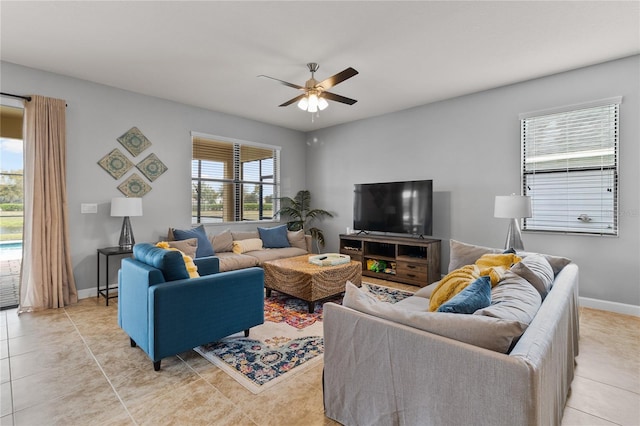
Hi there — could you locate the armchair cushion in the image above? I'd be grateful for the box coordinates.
[133,243,189,282]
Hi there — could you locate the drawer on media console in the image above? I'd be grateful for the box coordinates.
[396,261,428,283]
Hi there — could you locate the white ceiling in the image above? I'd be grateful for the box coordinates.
[1,1,639,132]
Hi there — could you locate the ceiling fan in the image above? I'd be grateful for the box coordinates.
[259,63,358,113]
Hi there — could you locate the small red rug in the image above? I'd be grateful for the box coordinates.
[264,283,413,330]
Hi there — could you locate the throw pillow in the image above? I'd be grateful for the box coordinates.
[165,238,198,259]
[155,241,199,278]
[172,225,215,258]
[258,225,291,248]
[517,250,572,276]
[210,229,234,253]
[232,238,263,254]
[287,230,307,251]
[475,271,542,325]
[133,243,189,282]
[448,239,502,272]
[511,254,554,298]
[437,276,491,314]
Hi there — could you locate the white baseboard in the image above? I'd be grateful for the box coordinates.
[580,297,640,317]
[78,287,98,300]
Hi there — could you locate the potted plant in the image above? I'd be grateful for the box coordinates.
[276,190,334,252]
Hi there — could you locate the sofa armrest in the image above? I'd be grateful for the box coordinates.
[194,256,220,276]
[323,302,534,426]
[148,267,265,361]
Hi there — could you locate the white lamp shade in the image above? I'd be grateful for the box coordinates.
[494,195,532,219]
[111,197,143,217]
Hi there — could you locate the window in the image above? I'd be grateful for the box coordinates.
[520,97,620,235]
[191,133,280,224]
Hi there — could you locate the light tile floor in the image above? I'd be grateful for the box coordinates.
[0,278,638,425]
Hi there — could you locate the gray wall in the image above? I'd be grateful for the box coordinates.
[1,61,307,294]
[306,55,640,306]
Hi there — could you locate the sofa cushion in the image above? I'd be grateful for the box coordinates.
[413,281,439,299]
[133,243,190,282]
[215,251,259,272]
[245,247,308,265]
[165,238,198,259]
[474,271,542,326]
[448,239,502,272]
[172,225,215,258]
[210,229,234,253]
[232,238,263,254]
[258,225,291,248]
[511,254,554,298]
[287,230,307,251]
[231,230,259,241]
[437,276,491,314]
[517,250,572,277]
[342,282,527,353]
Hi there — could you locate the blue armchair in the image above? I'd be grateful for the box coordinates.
[118,243,264,371]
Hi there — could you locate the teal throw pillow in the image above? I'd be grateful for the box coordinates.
[172,225,214,258]
[133,243,189,282]
[437,276,492,314]
[258,225,291,248]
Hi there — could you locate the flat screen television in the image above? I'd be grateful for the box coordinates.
[353,180,433,236]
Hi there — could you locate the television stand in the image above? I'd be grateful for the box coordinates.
[339,234,441,287]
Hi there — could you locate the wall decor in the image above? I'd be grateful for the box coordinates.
[117,173,152,197]
[136,153,168,182]
[117,126,152,157]
[98,148,134,180]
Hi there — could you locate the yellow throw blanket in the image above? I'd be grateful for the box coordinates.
[156,241,199,278]
[428,253,521,312]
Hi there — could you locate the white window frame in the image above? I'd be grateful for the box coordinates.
[191,131,281,224]
[519,97,621,236]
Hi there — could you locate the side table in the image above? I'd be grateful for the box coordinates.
[97,246,133,306]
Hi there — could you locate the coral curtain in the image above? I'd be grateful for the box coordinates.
[18,95,77,313]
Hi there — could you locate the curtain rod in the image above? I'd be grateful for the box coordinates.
[0,92,32,102]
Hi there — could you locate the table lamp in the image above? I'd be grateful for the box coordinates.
[494,194,532,251]
[111,197,143,250]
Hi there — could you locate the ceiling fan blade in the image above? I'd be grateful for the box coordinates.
[258,75,304,90]
[318,67,358,90]
[279,94,307,107]
[322,91,358,105]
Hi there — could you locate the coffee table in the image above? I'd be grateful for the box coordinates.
[263,255,362,313]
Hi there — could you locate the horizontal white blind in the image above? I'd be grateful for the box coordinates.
[521,102,619,235]
[191,136,280,223]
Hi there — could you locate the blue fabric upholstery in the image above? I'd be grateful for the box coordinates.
[172,225,215,258]
[118,250,264,370]
[258,225,291,248]
[437,276,492,314]
[133,243,189,281]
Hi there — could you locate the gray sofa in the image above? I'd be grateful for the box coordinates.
[323,240,579,426]
[206,228,312,272]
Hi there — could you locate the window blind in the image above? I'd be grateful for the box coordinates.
[521,101,619,235]
[191,135,280,223]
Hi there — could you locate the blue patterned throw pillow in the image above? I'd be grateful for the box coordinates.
[258,225,291,248]
[172,225,214,258]
[437,276,492,314]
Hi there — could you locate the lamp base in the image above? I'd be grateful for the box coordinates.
[504,218,525,251]
[119,216,135,250]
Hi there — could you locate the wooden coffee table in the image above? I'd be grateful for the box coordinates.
[263,255,362,313]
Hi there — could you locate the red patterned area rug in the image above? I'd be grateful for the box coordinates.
[194,283,412,394]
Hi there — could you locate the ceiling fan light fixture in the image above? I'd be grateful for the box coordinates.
[308,93,319,112]
[318,97,329,111]
[297,96,309,111]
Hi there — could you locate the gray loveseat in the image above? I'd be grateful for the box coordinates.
[323,240,579,426]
